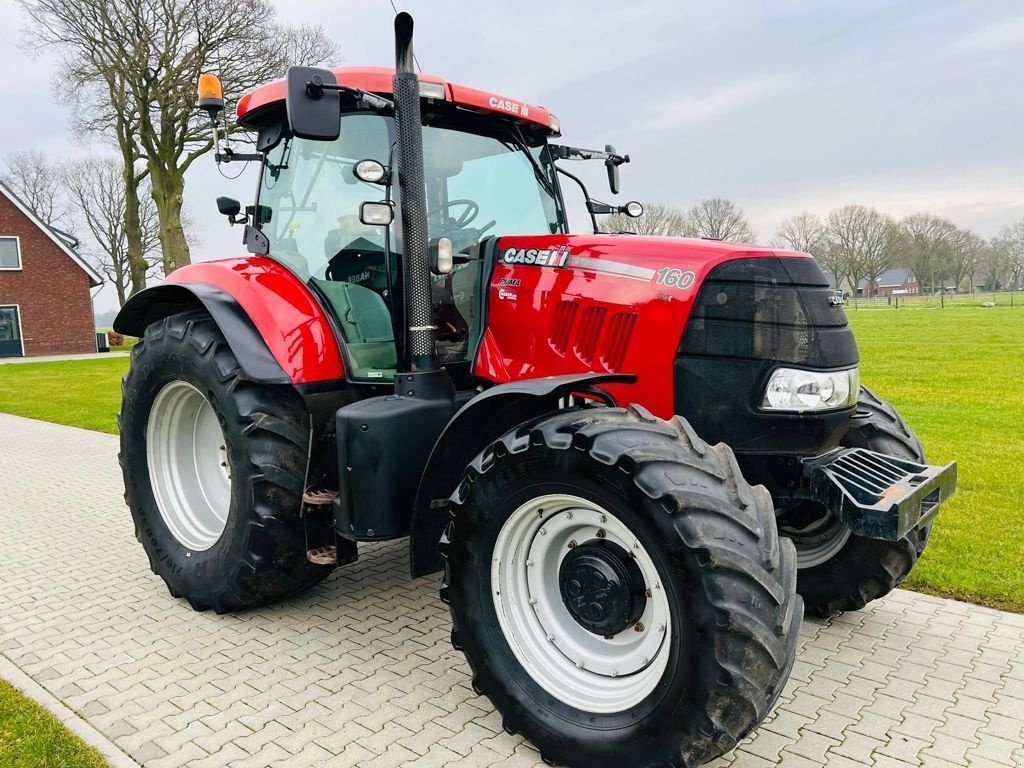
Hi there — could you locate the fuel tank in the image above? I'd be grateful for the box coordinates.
[478,234,826,419]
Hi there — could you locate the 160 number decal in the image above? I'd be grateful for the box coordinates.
[654,267,696,289]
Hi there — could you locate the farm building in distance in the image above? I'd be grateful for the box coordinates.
[0,180,102,357]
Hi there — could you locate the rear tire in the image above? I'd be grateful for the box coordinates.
[782,387,930,617]
[119,310,343,613]
[443,406,801,768]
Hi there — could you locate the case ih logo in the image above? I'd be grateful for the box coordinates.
[489,96,529,117]
[501,246,570,267]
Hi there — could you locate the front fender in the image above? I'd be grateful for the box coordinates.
[409,372,635,577]
[114,257,344,384]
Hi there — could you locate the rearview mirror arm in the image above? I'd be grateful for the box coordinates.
[555,165,600,234]
[306,78,395,112]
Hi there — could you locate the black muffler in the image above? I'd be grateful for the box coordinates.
[392,12,438,373]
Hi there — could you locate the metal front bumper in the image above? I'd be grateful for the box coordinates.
[801,448,958,541]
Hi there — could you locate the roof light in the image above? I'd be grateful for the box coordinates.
[354,159,387,184]
[418,81,446,100]
[548,114,561,136]
[360,201,394,226]
[197,73,224,122]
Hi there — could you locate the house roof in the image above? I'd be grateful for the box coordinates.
[0,179,103,288]
[857,267,913,289]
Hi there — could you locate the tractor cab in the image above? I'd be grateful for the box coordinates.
[230,67,567,383]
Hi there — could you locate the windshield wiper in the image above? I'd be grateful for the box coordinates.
[501,126,558,199]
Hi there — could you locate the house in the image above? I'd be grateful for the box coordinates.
[0,180,102,357]
[858,268,921,297]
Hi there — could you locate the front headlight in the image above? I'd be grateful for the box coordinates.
[762,366,860,412]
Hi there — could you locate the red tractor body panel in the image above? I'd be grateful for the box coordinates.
[236,66,558,134]
[165,258,345,383]
[480,235,809,418]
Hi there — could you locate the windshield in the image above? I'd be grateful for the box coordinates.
[258,109,563,380]
[259,111,563,282]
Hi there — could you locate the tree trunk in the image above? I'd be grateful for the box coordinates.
[122,158,148,297]
[150,167,191,274]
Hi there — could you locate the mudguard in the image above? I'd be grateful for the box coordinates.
[409,372,635,577]
[113,257,344,384]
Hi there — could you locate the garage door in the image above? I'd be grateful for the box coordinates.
[0,306,23,357]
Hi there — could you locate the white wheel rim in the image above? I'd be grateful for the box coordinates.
[782,507,851,569]
[491,493,671,713]
[146,381,231,551]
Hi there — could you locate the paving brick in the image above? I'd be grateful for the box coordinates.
[2,413,1024,768]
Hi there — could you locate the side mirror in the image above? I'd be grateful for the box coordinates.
[605,144,620,194]
[285,66,341,141]
[216,196,241,217]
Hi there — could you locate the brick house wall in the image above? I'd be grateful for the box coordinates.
[0,189,100,356]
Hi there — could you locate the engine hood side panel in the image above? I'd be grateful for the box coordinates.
[476,234,795,418]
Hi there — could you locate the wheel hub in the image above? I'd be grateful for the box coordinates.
[559,540,647,636]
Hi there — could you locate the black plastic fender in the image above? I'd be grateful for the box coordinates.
[409,372,635,577]
[113,284,289,384]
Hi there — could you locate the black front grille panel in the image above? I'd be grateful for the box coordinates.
[680,257,853,366]
[676,256,859,454]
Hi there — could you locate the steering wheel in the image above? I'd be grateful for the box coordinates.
[428,199,479,229]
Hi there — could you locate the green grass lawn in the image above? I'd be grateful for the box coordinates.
[0,308,1021,611]
[848,307,1024,611]
[0,680,108,768]
[0,358,128,434]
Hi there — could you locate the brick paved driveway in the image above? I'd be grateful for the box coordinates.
[1,412,1022,768]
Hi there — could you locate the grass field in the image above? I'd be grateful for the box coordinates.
[847,307,1024,611]
[0,680,108,768]
[0,306,1021,610]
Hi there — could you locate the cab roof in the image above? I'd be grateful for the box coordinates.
[236,66,559,135]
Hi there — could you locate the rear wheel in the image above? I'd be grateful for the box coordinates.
[780,387,930,617]
[443,406,801,768]
[119,310,345,613]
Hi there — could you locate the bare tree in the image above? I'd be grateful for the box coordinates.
[0,149,67,227]
[992,219,1024,291]
[20,0,337,275]
[893,214,957,292]
[64,158,161,306]
[604,203,688,236]
[946,228,986,293]
[774,212,826,256]
[825,205,896,297]
[685,197,756,242]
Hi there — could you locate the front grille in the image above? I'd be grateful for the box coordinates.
[679,256,855,366]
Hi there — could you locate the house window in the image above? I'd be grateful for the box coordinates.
[0,237,21,270]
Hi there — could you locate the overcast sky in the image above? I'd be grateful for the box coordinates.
[1,0,1022,311]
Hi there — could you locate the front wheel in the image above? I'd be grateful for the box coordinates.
[442,406,802,768]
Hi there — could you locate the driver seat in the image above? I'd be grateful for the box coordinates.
[313,280,398,379]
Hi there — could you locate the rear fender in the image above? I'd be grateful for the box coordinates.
[113,258,344,384]
[409,372,635,577]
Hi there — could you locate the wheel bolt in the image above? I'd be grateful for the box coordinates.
[645,589,652,599]
[575,660,584,669]
[596,529,606,539]
[611,670,618,678]
[641,656,649,666]
[657,624,666,633]
[539,528,547,536]
[567,540,576,549]
[565,511,573,519]
[526,559,534,567]
[634,622,645,633]
[547,633,555,642]
[529,598,537,606]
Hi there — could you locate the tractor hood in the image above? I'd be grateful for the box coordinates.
[479,233,825,418]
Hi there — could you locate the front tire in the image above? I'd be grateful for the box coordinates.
[443,406,801,768]
[781,387,930,617]
[119,310,341,613]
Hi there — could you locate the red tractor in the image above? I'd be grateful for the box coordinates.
[115,14,956,767]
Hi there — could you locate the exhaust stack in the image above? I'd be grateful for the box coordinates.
[392,12,438,372]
